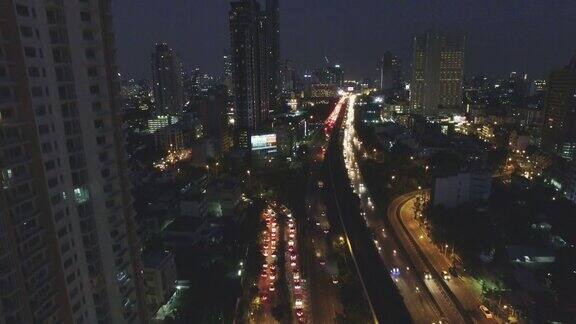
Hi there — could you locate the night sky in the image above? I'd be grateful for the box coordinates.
[113,0,576,81]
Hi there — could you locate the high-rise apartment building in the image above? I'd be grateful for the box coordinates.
[280,59,295,94]
[223,53,233,93]
[151,43,185,117]
[198,85,233,154]
[263,0,280,112]
[229,0,279,149]
[315,63,344,86]
[0,1,145,323]
[411,34,465,115]
[541,56,576,160]
[379,51,402,92]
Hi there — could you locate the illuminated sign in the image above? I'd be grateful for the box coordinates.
[251,134,277,151]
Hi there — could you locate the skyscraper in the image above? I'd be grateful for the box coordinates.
[379,51,402,92]
[198,85,234,154]
[229,0,277,149]
[315,63,344,86]
[1,1,145,323]
[280,59,296,94]
[411,34,465,115]
[264,0,281,112]
[541,55,576,160]
[151,43,185,117]
[223,53,233,93]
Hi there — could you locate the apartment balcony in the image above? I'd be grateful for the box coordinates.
[0,116,26,127]
[10,210,39,228]
[93,107,110,117]
[1,294,23,318]
[21,256,49,279]
[0,258,13,279]
[17,238,43,260]
[1,154,31,168]
[14,226,43,245]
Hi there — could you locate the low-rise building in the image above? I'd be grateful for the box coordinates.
[154,119,203,152]
[208,178,242,218]
[432,171,492,208]
[509,131,531,153]
[310,83,338,99]
[143,249,178,318]
[180,192,208,219]
[505,245,556,265]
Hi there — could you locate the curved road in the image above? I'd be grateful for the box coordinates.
[389,192,496,324]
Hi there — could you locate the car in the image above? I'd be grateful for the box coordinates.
[449,266,458,278]
[424,273,432,280]
[479,305,493,319]
[442,270,451,281]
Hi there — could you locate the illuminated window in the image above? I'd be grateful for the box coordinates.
[73,187,90,204]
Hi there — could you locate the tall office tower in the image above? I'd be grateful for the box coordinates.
[198,85,234,153]
[379,51,402,92]
[223,53,233,93]
[280,59,295,94]
[229,0,270,149]
[150,43,185,117]
[315,64,344,86]
[411,34,465,115]
[541,56,576,160]
[0,1,146,323]
[263,0,281,112]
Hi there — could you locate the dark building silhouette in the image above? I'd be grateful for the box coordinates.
[229,0,280,149]
[198,86,233,154]
[151,43,185,117]
[264,0,281,112]
[541,55,576,160]
[379,51,402,93]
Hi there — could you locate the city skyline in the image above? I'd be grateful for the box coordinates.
[2,1,576,323]
[114,0,576,79]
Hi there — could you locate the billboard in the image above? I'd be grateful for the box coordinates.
[251,134,277,151]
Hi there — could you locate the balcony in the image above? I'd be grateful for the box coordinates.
[0,277,17,296]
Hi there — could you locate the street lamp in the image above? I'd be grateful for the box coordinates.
[246,170,251,190]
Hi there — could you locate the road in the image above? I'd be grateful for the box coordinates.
[301,180,343,323]
[387,194,471,324]
[325,95,412,323]
[340,95,451,324]
[391,193,497,324]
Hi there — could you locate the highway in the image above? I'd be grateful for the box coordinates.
[340,95,452,324]
[301,176,343,323]
[325,94,412,323]
[392,193,496,324]
[339,93,496,324]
